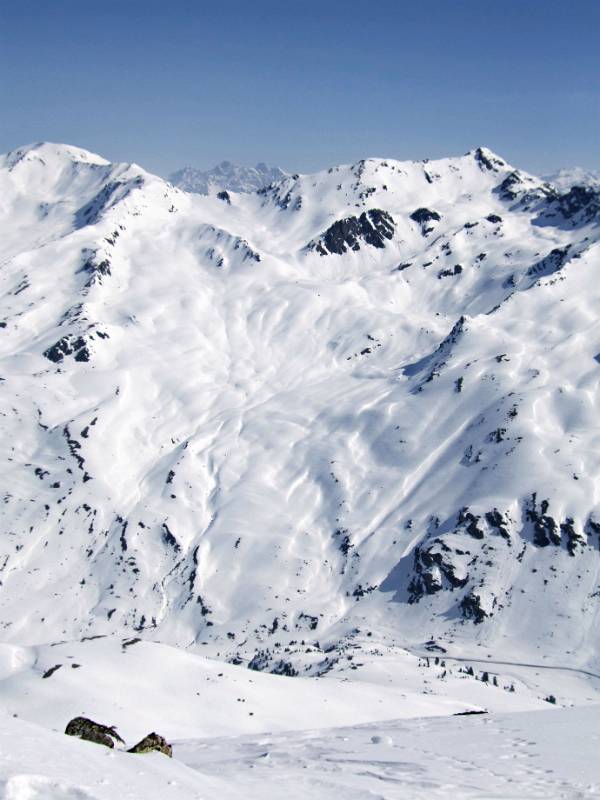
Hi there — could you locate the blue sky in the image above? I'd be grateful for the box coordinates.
[0,0,598,175]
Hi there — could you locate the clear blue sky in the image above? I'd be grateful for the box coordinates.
[1,0,598,176]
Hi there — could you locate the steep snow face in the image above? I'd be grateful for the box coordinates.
[2,142,600,681]
[169,160,287,195]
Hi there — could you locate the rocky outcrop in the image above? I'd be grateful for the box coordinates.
[128,732,173,757]
[65,717,172,756]
[65,716,125,749]
[410,207,441,235]
[309,209,395,255]
[460,592,488,624]
[44,334,91,364]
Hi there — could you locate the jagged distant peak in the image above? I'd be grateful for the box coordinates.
[543,167,600,191]
[169,160,288,195]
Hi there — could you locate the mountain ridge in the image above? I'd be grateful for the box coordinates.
[169,159,287,195]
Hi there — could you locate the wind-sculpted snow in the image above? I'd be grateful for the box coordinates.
[1,142,600,690]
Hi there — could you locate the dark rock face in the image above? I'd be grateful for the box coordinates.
[396,493,594,627]
[561,517,583,556]
[498,172,523,201]
[485,509,510,542]
[217,190,231,204]
[473,148,505,172]
[128,732,173,758]
[460,592,487,624]
[557,186,600,224]
[497,172,555,209]
[410,208,441,236]
[79,256,111,287]
[526,496,561,547]
[438,264,463,279]
[65,716,125,749]
[527,246,571,279]
[310,209,395,255]
[457,508,484,540]
[408,538,469,602]
[410,208,441,224]
[44,334,91,364]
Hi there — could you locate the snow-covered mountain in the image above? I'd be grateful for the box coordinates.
[544,167,600,191]
[2,140,600,691]
[169,160,287,195]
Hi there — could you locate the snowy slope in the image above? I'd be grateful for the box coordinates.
[1,140,600,699]
[169,160,287,195]
[2,704,600,799]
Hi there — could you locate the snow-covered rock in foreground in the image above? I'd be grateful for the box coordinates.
[169,160,287,195]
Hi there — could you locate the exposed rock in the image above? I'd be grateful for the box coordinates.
[298,612,319,630]
[128,731,172,757]
[410,207,441,235]
[44,334,91,364]
[438,264,463,279]
[460,592,488,624]
[485,509,511,542]
[408,538,469,602]
[527,246,571,279]
[457,508,484,540]
[557,186,600,223]
[65,716,125,749]
[309,209,395,255]
[561,517,584,556]
[473,147,505,172]
[410,207,441,224]
[42,664,62,679]
[498,172,523,201]
[527,496,560,547]
[79,255,111,287]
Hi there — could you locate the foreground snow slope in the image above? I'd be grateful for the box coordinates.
[2,704,600,799]
[1,141,600,687]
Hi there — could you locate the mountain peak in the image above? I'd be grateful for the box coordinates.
[469,146,509,172]
[169,160,287,195]
[2,141,111,170]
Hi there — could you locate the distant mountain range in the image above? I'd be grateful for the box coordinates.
[171,160,600,198]
[169,160,287,194]
[543,167,600,191]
